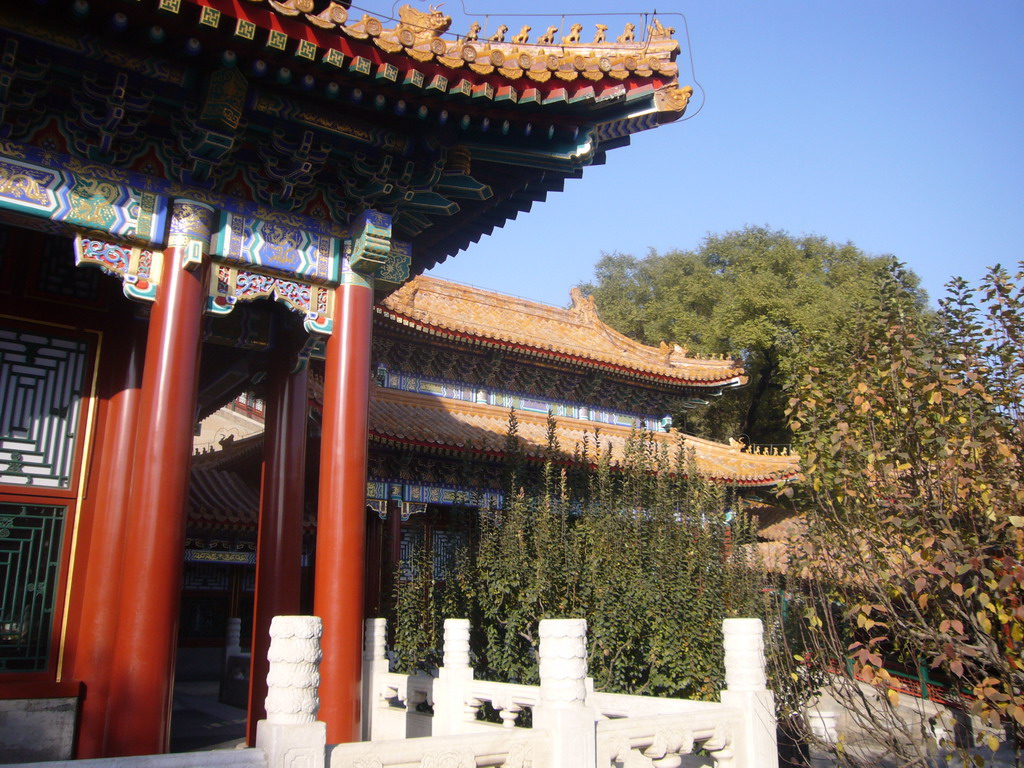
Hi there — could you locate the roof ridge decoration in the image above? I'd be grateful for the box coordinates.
[379,276,746,385]
[215,2,692,104]
[568,286,707,370]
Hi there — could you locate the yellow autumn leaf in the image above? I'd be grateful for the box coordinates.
[978,611,993,634]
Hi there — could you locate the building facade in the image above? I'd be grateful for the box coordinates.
[1,0,710,758]
[181,274,799,677]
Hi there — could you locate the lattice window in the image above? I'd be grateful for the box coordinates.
[398,527,424,580]
[0,503,66,673]
[432,529,466,580]
[0,328,88,488]
[182,563,230,592]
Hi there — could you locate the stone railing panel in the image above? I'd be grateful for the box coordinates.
[587,690,721,720]
[361,616,777,768]
[328,729,548,768]
[596,710,743,768]
[467,681,542,730]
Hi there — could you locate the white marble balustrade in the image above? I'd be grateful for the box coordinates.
[354,616,777,768]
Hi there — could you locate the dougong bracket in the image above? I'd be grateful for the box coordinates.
[348,209,392,275]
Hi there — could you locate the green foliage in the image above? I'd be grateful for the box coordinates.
[579,226,927,445]
[391,543,441,674]
[394,413,768,700]
[789,262,1024,762]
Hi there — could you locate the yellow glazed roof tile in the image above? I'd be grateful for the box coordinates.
[368,386,799,487]
[221,3,692,112]
[378,276,746,386]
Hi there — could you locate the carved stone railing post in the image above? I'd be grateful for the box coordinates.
[434,618,475,736]
[256,616,327,768]
[719,618,778,768]
[362,618,390,740]
[443,618,471,670]
[535,618,595,768]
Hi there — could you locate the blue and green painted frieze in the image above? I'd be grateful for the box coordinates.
[0,143,168,243]
[366,479,502,510]
[210,211,340,284]
[0,139,413,335]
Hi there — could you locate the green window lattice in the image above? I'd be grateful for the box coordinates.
[0,503,66,672]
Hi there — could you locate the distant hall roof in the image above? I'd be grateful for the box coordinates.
[378,276,746,387]
[368,387,799,487]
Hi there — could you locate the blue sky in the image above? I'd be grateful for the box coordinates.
[421,1,1024,308]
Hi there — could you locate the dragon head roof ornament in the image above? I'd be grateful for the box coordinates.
[226,3,685,90]
[397,3,453,42]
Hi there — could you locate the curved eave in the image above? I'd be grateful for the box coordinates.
[194,1,686,102]
[35,2,691,274]
[368,429,799,488]
[367,387,800,487]
[376,307,743,389]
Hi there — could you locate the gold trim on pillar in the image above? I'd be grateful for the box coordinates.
[56,329,102,681]
[168,200,216,268]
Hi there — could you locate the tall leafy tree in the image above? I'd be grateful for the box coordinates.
[787,263,1024,765]
[579,226,927,445]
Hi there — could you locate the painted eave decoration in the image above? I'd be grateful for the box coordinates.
[377,276,746,387]
[0,0,695,306]
[0,0,691,276]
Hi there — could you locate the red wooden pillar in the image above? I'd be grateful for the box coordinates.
[104,200,214,756]
[388,502,402,570]
[72,314,146,758]
[246,332,310,745]
[314,211,394,744]
[364,508,384,617]
[314,274,374,744]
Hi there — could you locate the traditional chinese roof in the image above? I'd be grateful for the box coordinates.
[368,386,799,487]
[736,499,804,573]
[189,466,263,529]
[189,377,798,530]
[190,438,323,530]
[209,2,689,109]
[1,1,694,276]
[378,276,746,387]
